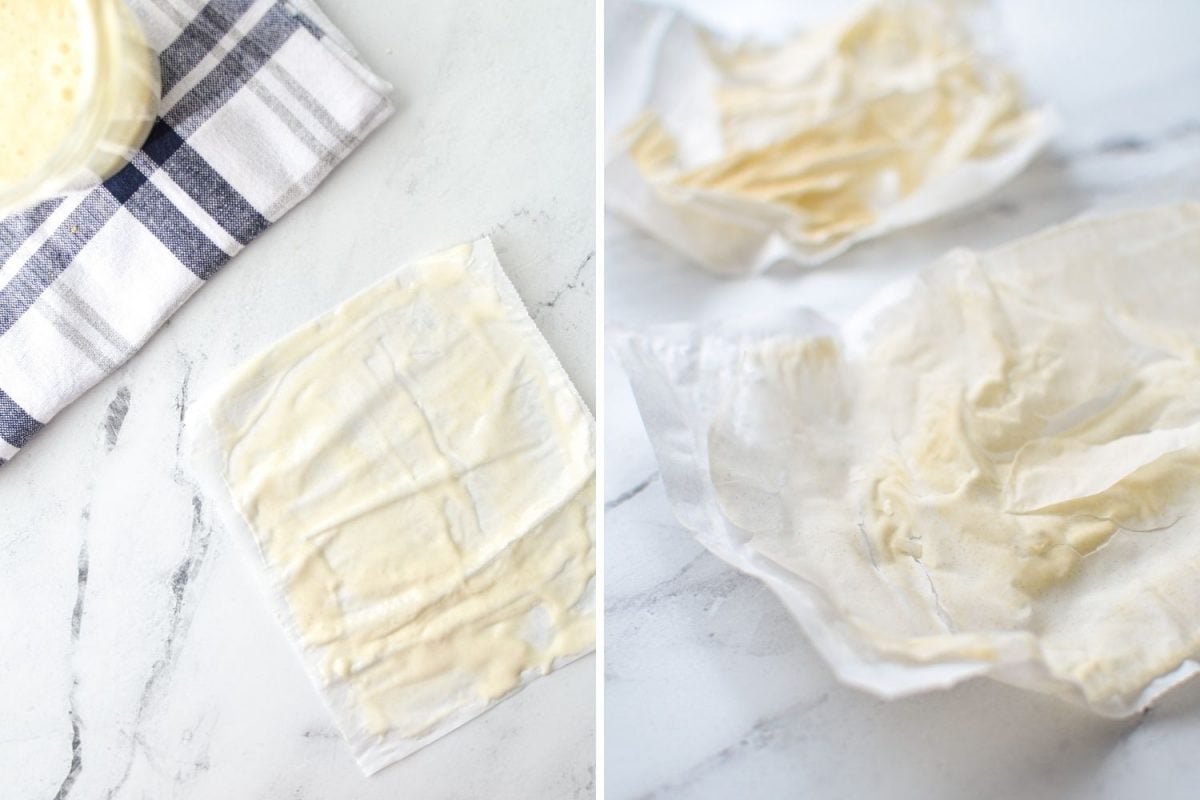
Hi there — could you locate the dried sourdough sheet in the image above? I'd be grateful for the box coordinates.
[607,0,1056,275]
[616,204,1200,715]
[192,238,595,774]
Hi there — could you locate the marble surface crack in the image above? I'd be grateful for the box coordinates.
[1087,118,1200,158]
[104,496,212,800]
[640,693,830,799]
[301,727,341,741]
[606,550,739,616]
[488,207,533,234]
[52,508,91,800]
[534,251,594,316]
[173,361,193,458]
[605,472,657,511]
[102,387,132,452]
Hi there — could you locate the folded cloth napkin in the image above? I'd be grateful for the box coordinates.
[0,0,392,466]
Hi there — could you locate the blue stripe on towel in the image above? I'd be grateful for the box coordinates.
[0,387,42,450]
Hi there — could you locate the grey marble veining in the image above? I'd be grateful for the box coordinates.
[0,0,596,798]
[604,0,1200,797]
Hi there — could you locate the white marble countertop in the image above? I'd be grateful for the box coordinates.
[0,1,595,798]
[604,0,1200,797]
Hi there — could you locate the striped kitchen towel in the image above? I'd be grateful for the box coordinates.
[0,0,392,466]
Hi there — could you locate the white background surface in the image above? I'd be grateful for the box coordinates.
[0,1,596,798]
[604,0,1200,798]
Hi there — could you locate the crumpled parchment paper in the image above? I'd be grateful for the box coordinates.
[606,0,1057,276]
[614,204,1200,715]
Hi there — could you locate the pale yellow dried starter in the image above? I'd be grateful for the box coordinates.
[709,206,1200,711]
[210,240,595,738]
[627,0,1043,249]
